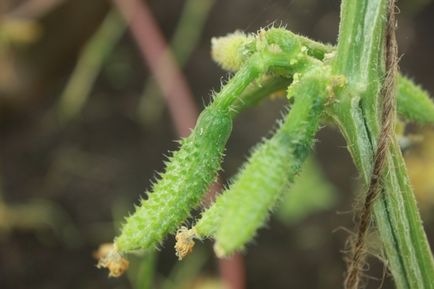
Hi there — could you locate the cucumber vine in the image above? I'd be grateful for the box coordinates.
[98,1,434,287]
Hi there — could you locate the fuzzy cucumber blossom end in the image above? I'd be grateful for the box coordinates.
[211,31,254,72]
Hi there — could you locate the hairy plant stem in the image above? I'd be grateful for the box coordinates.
[331,0,434,288]
[233,77,292,111]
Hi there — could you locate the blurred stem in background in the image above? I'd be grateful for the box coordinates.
[56,9,126,124]
[56,0,214,128]
[4,0,66,19]
[128,247,226,289]
[113,0,197,137]
[127,251,157,289]
[160,248,208,289]
[137,0,215,127]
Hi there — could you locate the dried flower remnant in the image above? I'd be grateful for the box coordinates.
[95,243,129,277]
[175,226,197,260]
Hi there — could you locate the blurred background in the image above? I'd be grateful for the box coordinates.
[1,0,434,288]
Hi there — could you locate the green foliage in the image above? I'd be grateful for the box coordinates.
[276,158,337,224]
[397,75,434,124]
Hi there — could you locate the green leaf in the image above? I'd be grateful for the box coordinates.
[397,75,434,124]
[276,157,337,224]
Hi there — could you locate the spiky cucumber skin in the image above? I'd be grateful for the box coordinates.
[213,70,330,256]
[115,107,232,253]
[194,126,300,240]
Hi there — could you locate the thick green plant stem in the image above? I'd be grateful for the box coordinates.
[195,67,332,256]
[331,0,434,288]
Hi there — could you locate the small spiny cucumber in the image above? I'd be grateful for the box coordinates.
[115,106,232,253]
